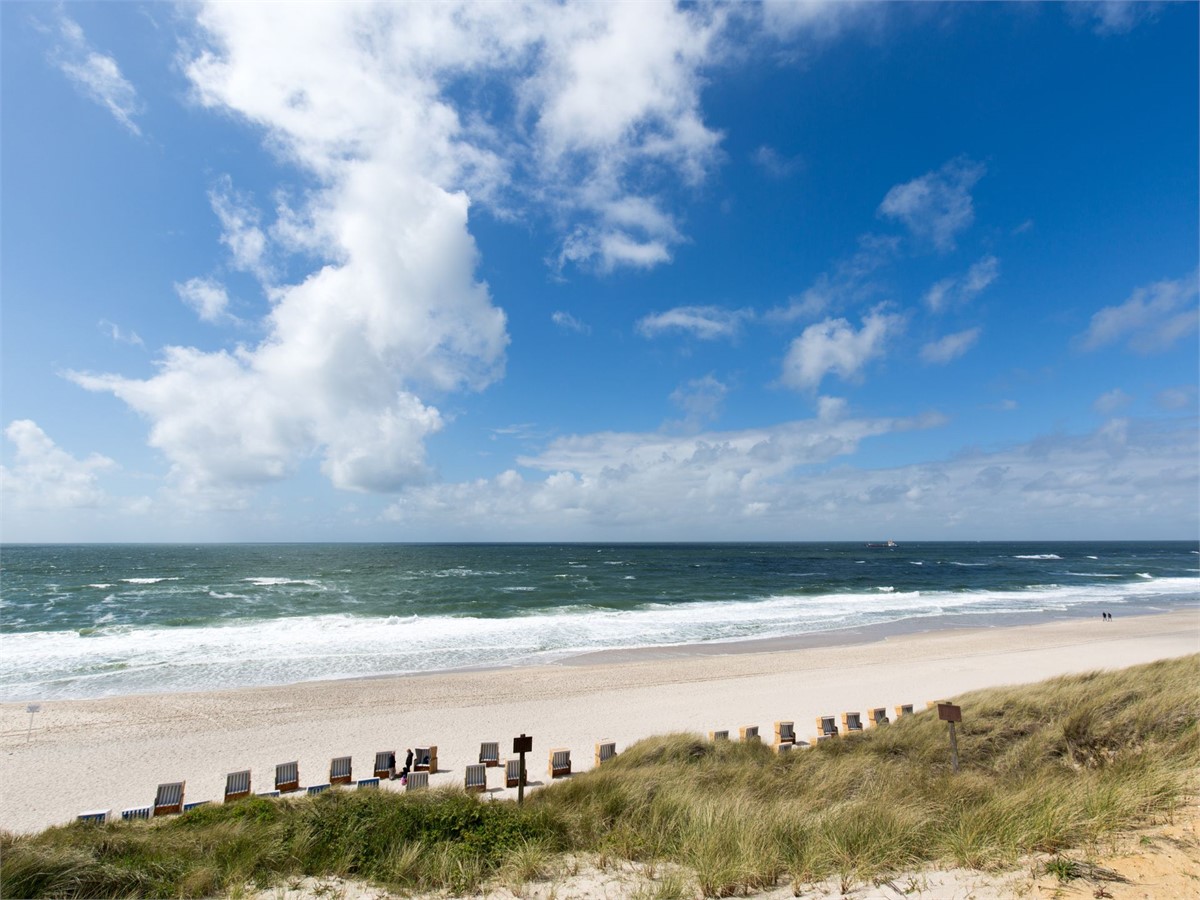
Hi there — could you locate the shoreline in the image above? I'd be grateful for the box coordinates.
[1,609,1197,835]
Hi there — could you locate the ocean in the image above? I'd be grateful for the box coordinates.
[1,542,1196,702]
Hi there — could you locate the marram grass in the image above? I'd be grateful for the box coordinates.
[3,655,1196,898]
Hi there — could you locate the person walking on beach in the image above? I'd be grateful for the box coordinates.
[404,748,414,771]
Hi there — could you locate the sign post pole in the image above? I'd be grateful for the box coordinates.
[937,703,962,774]
[513,733,533,805]
[26,704,40,742]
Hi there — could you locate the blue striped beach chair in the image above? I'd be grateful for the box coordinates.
[405,771,428,791]
[548,748,571,778]
[154,781,185,816]
[307,783,331,796]
[275,761,300,793]
[183,800,210,812]
[464,764,487,793]
[330,756,353,785]
[257,790,281,798]
[479,741,500,767]
[122,806,152,821]
[356,777,380,790]
[77,809,110,824]
[595,740,617,765]
[225,769,251,802]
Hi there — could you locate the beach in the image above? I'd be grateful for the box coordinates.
[1,609,1196,836]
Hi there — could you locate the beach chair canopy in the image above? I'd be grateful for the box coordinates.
[739,725,760,742]
[406,771,429,791]
[479,741,500,766]
[818,716,839,737]
[465,763,487,792]
[307,783,331,796]
[414,746,437,772]
[373,750,395,778]
[357,778,380,790]
[225,769,252,801]
[154,781,185,816]
[843,712,863,731]
[595,740,617,765]
[549,748,571,778]
[709,729,730,741]
[505,758,524,788]
[122,806,152,821]
[78,809,110,824]
[775,721,796,743]
[276,761,300,792]
[330,756,353,784]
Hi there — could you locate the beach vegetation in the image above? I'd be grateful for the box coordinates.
[1,655,1195,898]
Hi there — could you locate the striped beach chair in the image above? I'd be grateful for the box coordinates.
[154,781,185,816]
[895,704,914,718]
[413,746,437,773]
[405,771,429,791]
[275,762,300,793]
[330,756,353,785]
[225,769,252,802]
[77,809,110,824]
[464,763,487,793]
[183,800,210,812]
[774,721,796,745]
[257,790,281,798]
[739,725,760,743]
[307,783,331,796]
[869,707,890,727]
[816,716,839,742]
[122,806,152,821]
[505,758,524,788]
[374,750,395,780]
[548,748,571,778]
[356,777,380,790]
[709,729,730,741]
[479,741,500,767]
[595,740,617,765]
[842,712,864,734]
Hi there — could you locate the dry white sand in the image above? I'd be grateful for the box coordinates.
[1,610,1196,835]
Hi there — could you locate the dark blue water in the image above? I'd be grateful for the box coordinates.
[1,542,1196,700]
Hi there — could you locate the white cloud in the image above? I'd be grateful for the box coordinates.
[209,178,271,281]
[1077,270,1199,354]
[769,234,900,322]
[551,311,590,334]
[752,145,803,179]
[1094,388,1132,415]
[637,305,750,341]
[99,320,144,347]
[51,15,143,135]
[0,420,115,510]
[781,309,906,390]
[920,327,981,364]
[878,157,985,252]
[1072,2,1160,35]
[1156,386,1196,411]
[924,255,998,312]
[175,277,232,323]
[381,415,1195,539]
[669,375,729,430]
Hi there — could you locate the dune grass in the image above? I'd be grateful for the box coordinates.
[2,655,1196,898]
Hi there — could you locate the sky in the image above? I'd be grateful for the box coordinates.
[1,0,1197,543]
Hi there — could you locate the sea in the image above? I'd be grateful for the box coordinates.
[1,542,1196,702]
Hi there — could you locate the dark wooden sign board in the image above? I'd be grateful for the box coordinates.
[937,703,962,723]
[513,734,532,803]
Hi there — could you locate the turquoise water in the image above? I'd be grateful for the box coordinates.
[1,542,1196,700]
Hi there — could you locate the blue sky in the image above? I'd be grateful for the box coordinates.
[2,1,1197,542]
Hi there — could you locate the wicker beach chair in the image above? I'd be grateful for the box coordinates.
[842,712,864,733]
[405,771,429,791]
[275,761,300,793]
[374,750,396,780]
[505,758,524,788]
[330,756,353,785]
[154,781,185,816]
[225,769,252,802]
[548,747,571,778]
[895,703,914,718]
[464,763,487,793]
[709,729,730,741]
[774,721,796,745]
[816,715,839,741]
[77,809,110,824]
[307,783,331,796]
[356,778,380,790]
[183,801,210,812]
[122,806,152,821]
[739,725,760,743]
[595,740,617,765]
[479,741,500,767]
[414,746,437,773]
[868,707,890,727]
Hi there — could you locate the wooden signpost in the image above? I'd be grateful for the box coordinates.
[513,733,532,804]
[937,703,962,773]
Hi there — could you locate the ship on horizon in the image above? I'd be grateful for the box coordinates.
[866,540,897,548]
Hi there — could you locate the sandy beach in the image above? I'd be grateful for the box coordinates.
[2,610,1196,836]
